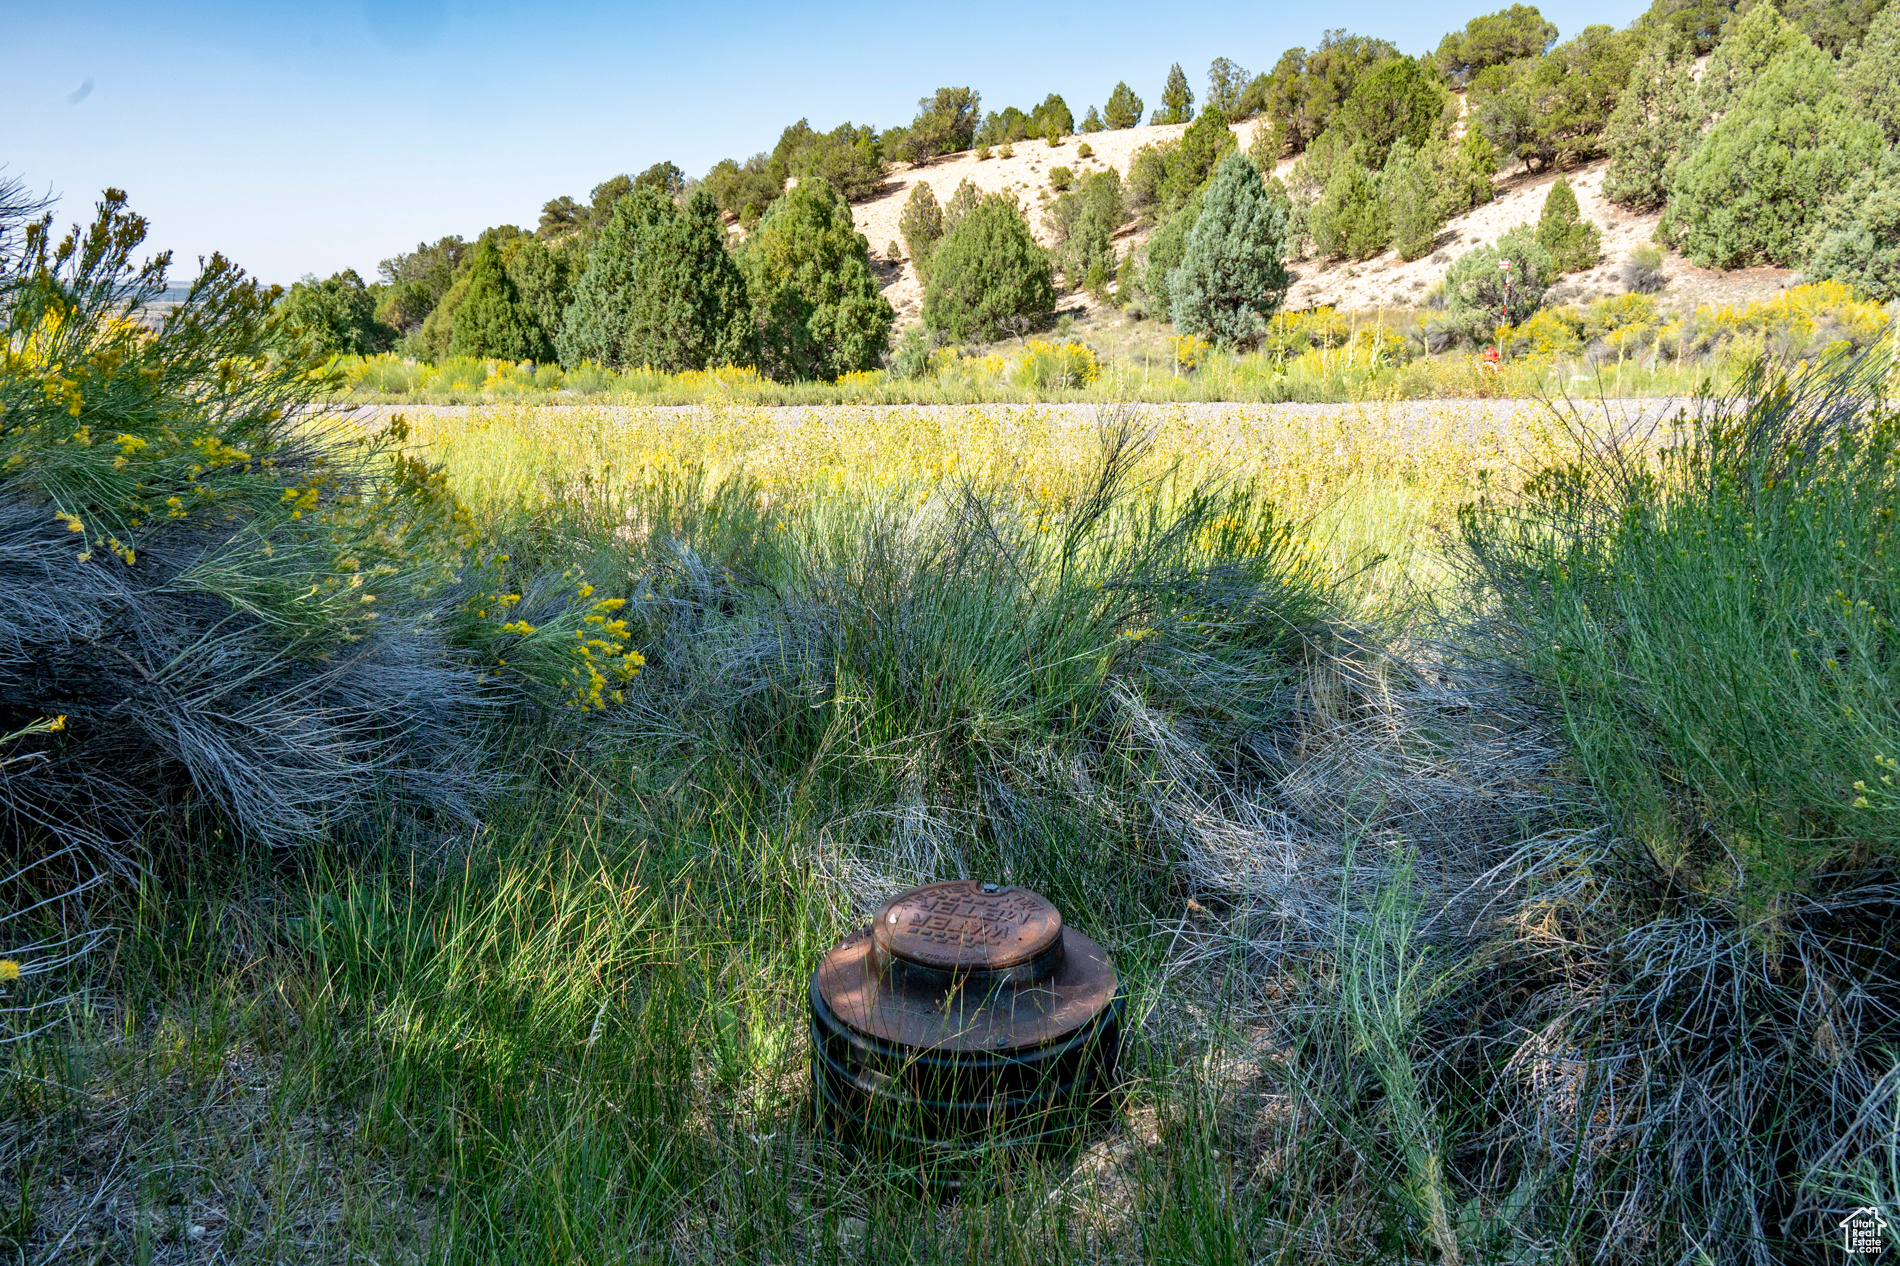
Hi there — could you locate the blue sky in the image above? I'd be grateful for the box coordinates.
[6,0,1647,287]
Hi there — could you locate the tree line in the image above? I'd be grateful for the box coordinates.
[276,0,1900,379]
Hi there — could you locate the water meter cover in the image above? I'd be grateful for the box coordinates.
[871,880,1062,972]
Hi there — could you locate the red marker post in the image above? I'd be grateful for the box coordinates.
[1497,257,1513,362]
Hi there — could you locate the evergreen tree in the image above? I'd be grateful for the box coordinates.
[1324,55,1453,170]
[274,269,394,358]
[1535,176,1604,272]
[1450,128,1501,212]
[1447,226,1555,332]
[375,234,468,335]
[1207,57,1250,116]
[922,192,1055,341]
[742,179,893,380]
[1031,94,1075,137]
[1081,105,1105,133]
[1635,0,1742,56]
[1246,118,1283,170]
[1698,3,1799,118]
[1603,42,1701,210]
[1263,31,1400,154]
[942,179,982,238]
[1806,145,1900,301]
[701,153,784,227]
[905,88,983,160]
[1469,23,1640,172]
[502,235,576,345]
[1156,64,1195,124]
[449,236,553,361]
[1669,41,1882,267]
[633,161,686,199]
[899,182,945,282]
[1160,107,1236,211]
[1105,82,1145,129]
[415,274,468,361]
[1167,152,1291,346]
[1141,188,1205,316]
[558,186,753,372]
[1778,0,1887,55]
[1045,169,1127,286]
[1384,140,1445,262]
[1841,3,1900,143]
[1435,4,1559,83]
[1311,156,1390,260]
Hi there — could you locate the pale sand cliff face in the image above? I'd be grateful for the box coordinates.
[839,112,1795,330]
[846,119,1222,324]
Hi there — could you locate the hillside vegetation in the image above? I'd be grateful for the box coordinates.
[274,0,1898,400]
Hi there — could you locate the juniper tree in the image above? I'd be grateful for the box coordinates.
[1141,188,1203,315]
[899,182,945,282]
[1207,57,1249,116]
[907,88,983,160]
[1045,169,1127,286]
[1311,154,1389,260]
[1383,140,1445,262]
[1698,3,1800,118]
[1105,81,1144,129]
[1806,145,1900,300]
[942,179,982,238]
[1167,152,1291,346]
[1446,225,1554,332]
[448,235,554,361]
[922,192,1054,341]
[1603,42,1702,210]
[1841,2,1900,143]
[1450,127,1501,212]
[274,269,393,357]
[1326,56,1452,169]
[1535,176,1604,272]
[1262,31,1399,154]
[415,274,467,361]
[558,186,753,371]
[1155,64,1195,124]
[1434,4,1559,83]
[502,235,576,343]
[1668,41,1881,267]
[742,179,893,380]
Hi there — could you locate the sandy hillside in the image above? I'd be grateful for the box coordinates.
[853,119,1252,324]
[850,113,1801,328]
[1282,160,1800,313]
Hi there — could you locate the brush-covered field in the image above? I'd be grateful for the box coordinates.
[326,285,1899,410]
[8,196,1900,1266]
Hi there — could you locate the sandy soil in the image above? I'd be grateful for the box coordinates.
[1282,160,1800,313]
[850,119,1256,324]
[845,110,1802,328]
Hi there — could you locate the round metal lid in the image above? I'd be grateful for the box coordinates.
[871,880,1062,973]
[815,922,1118,1054]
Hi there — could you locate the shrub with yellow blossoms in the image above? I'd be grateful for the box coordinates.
[0,184,642,866]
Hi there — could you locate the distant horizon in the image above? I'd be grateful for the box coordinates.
[8,0,1646,287]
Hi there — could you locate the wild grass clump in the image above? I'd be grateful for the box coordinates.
[575,417,1340,909]
[1450,358,1900,1260]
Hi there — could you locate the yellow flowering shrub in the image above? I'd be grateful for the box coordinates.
[1009,340,1100,390]
[2,188,645,858]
